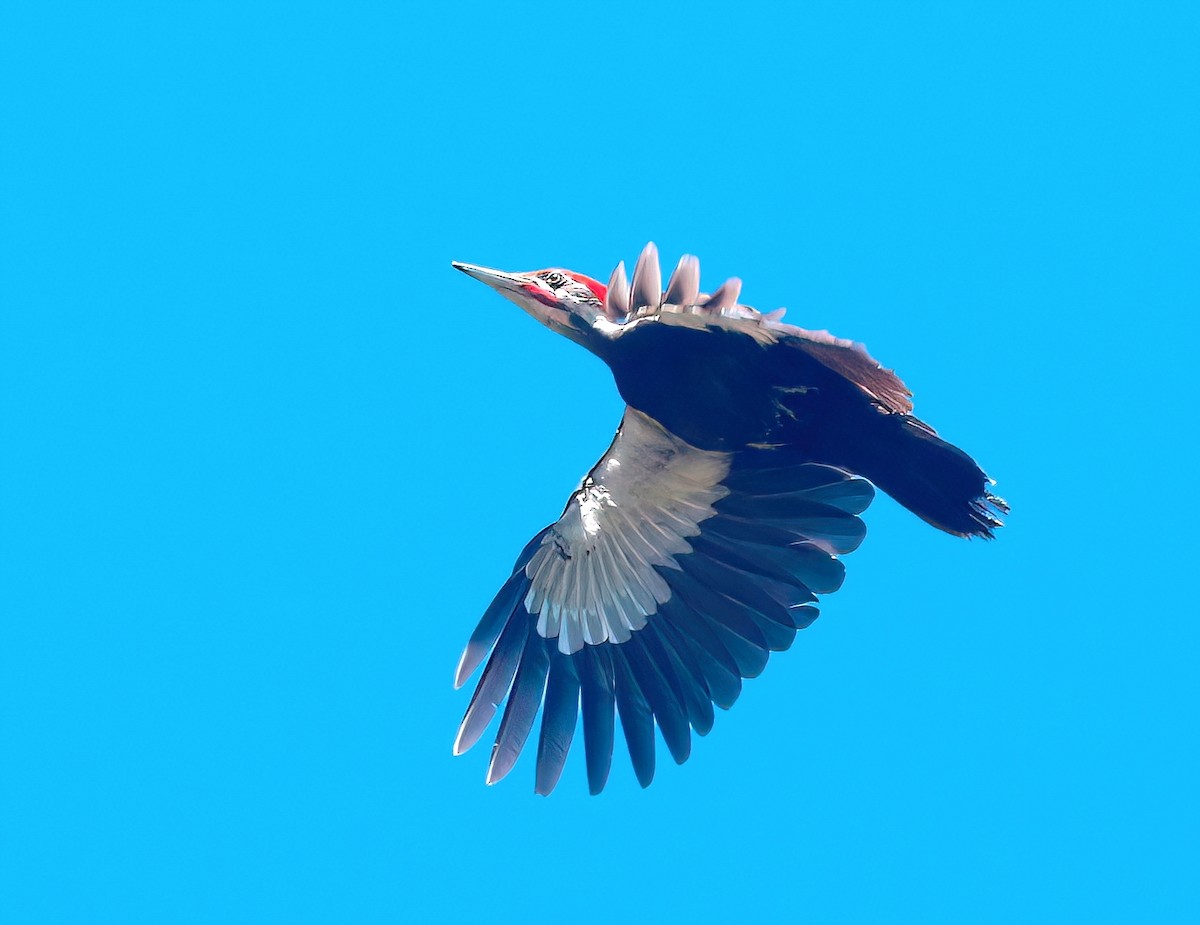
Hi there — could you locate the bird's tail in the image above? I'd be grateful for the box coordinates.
[805,411,1007,538]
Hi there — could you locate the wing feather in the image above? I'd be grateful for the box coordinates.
[534,650,581,795]
[486,621,551,785]
[623,634,691,765]
[612,647,656,788]
[579,645,617,795]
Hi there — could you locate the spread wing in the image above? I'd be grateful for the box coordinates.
[453,407,874,794]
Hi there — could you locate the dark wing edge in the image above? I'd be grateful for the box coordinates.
[452,459,875,795]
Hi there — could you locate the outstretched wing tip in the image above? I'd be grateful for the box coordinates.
[452,647,476,690]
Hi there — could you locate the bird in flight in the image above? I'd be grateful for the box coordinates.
[450,243,1006,795]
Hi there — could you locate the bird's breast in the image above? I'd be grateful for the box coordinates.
[604,324,781,451]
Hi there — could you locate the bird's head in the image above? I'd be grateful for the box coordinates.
[453,243,763,353]
[451,260,611,352]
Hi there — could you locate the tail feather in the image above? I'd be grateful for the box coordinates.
[856,414,1005,538]
[804,411,1006,538]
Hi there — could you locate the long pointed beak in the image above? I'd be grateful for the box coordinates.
[451,259,596,353]
[451,261,532,294]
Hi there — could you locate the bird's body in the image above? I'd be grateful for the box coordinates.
[451,244,1005,794]
[606,320,778,448]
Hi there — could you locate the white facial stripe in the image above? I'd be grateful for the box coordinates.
[524,408,733,654]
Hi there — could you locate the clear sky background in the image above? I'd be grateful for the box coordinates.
[2,2,1197,922]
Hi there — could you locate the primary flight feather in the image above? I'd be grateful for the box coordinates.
[451,243,1006,795]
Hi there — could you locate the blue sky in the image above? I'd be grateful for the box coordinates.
[2,1,1197,921]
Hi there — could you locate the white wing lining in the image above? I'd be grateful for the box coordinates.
[524,408,733,654]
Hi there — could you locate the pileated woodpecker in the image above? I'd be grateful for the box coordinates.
[451,243,1005,795]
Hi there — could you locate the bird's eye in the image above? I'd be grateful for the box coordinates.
[543,271,566,289]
